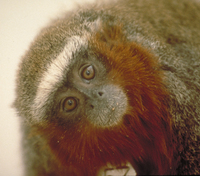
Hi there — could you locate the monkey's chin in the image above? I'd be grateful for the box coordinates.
[96,162,137,176]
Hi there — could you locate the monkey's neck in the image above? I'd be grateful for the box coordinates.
[33,117,175,175]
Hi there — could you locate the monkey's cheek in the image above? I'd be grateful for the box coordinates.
[96,162,137,176]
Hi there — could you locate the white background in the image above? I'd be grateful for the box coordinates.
[0,0,96,175]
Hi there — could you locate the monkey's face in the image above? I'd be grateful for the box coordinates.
[53,49,127,127]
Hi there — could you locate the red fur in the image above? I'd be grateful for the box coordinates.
[34,25,176,175]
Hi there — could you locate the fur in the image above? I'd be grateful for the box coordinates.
[33,36,87,122]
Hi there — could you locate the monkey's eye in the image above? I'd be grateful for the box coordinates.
[62,97,78,112]
[81,65,95,80]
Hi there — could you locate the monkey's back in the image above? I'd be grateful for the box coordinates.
[118,1,200,174]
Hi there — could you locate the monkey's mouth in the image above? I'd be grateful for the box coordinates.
[96,162,137,176]
[85,84,128,127]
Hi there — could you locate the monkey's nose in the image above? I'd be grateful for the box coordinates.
[98,92,104,96]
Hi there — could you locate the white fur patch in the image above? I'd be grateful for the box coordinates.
[32,36,87,121]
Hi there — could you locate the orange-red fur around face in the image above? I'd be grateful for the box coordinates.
[35,25,176,175]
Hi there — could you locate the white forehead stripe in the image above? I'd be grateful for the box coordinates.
[32,36,87,121]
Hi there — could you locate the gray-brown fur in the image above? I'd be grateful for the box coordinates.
[14,0,200,175]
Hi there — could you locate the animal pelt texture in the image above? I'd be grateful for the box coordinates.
[14,0,200,175]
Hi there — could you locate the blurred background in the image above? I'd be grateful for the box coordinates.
[0,0,96,175]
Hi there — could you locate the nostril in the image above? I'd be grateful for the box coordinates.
[98,92,103,96]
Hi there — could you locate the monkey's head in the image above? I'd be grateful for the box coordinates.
[14,16,175,175]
